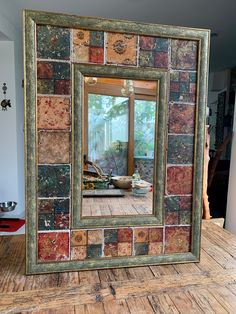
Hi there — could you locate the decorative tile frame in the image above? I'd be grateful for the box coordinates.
[24,10,210,274]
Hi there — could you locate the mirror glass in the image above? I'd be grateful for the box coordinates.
[82,76,158,217]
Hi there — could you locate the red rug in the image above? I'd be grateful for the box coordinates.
[0,219,25,232]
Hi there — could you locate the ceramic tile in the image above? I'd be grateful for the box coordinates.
[89,47,104,63]
[90,31,104,47]
[38,199,54,213]
[165,211,179,225]
[104,243,118,257]
[37,62,54,79]
[87,244,102,258]
[165,226,191,253]
[149,228,163,242]
[37,25,70,60]
[54,80,71,95]
[104,229,118,243]
[73,29,90,46]
[168,104,195,134]
[139,51,154,67]
[54,199,70,214]
[117,228,133,242]
[171,40,198,70]
[170,71,197,103]
[117,242,132,256]
[167,166,193,195]
[71,246,87,260]
[87,230,103,244]
[38,165,70,197]
[37,79,54,94]
[38,131,70,164]
[71,230,87,246]
[179,210,191,225]
[134,243,149,256]
[106,33,137,65]
[55,213,69,230]
[164,196,192,211]
[148,242,163,255]
[38,232,70,261]
[37,96,71,130]
[154,52,168,68]
[38,213,54,230]
[134,228,149,243]
[155,38,169,52]
[72,45,89,63]
[139,36,156,50]
[167,135,194,164]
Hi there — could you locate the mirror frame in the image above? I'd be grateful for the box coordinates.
[24,9,210,274]
[72,64,167,228]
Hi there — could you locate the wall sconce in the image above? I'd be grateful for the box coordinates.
[1,83,11,111]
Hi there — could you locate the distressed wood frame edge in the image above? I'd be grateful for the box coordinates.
[24,9,210,274]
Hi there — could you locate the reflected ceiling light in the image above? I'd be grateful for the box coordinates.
[84,77,97,85]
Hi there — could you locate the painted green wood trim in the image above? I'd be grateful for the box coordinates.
[24,12,38,274]
[72,64,167,229]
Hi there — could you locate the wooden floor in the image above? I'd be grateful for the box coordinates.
[1,220,236,313]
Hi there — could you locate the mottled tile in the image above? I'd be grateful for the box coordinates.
[104,243,118,257]
[37,25,70,60]
[54,199,70,214]
[139,50,154,67]
[179,210,191,225]
[37,79,54,94]
[55,213,69,230]
[149,228,163,242]
[54,80,71,95]
[87,244,102,258]
[167,166,193,195]
[106,33,137,65]
[38,232,70,261]
[37,62,54,79]
[165,211,179,225]
[37,96,71,130]
[155,38,169,52]
[38,213,54,230]
[71,230,87,246]
[118,228,133,242]
[89,47,104,63]
[53,63,70,80]
[148,242,163,255]
[38,131,70,164]
[168,104,195,134]
[118,242,132,256]
[134,243,149,256]
[165,226,191,253]
[167,135,194,164]
[38,199,54,213]
[170,71,197,103]
[71,246,87,260]
[90,31,104,47]
[38,165,70,197]
[87,230,103,244]
[171,40,198,70]
[154,52,168,68]
[139,36,156,50]
[73,29,90,46]
[104,229,118,243]
[134,228,149,243]
[72,45,89,63]
[164,196,192,211]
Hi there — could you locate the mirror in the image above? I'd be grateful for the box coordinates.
[82,76,158,217]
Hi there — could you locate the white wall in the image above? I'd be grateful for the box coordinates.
[0,6,24,217]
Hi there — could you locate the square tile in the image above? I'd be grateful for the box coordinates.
[87,244,102,258]
[90,31,104,47]
[167,166,193,195]
[38,131,70,164]
[165,226,191,253]
[149,228,163,242]
[71,230,87,246]
[148,242,163,255]
[165,211,179,225]
[118,242,132,256]
[71,246,87,260]
[53,63,70,80]
[104,229,118,243]
[171,40,198,70]
[54,199,70,214]
[106,33,137,65]
[89,47,104,63]
[37,79,54,94]
[88,230,103,244]
[72,45,89,63]
[38,199,54,213]
[134,228,149,243]
[164,196,192,211]
[73,29,90,46]
[167,135,194,164]
[169,71,197,103]
[55,213,69,230]
[54,80,70,95]
[37,25,70,60]
[134,243,149,256]
[155,38,169,52]
[104,243,118,257]
[154,52,168,68]
[38,165,70,197]
[139,50,154,67]
[118,228,133,242]
[37,96,71,130]
[38,213,54,230]
[37,62,54,79]
[179,210,191,225]
[168,104,195,134]
[38,232,70,261]
[139,36,156,50]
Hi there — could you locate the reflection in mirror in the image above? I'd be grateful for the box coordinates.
[82,77,158,217]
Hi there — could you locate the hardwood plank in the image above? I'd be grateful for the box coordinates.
[103,299,130,314]
[147,293,179,314]
[26,306,75,314]
[208,286,236,313]
[79,270,100,284]
[173,262,201,274]
[57,272,79,287]
[126,296,154,314]
[125,266,154,280]
[150,264,178,277]
[168,291,203,313]
[196,249,224,272]
[75,303,105,314]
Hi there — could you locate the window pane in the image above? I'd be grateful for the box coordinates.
[88,93,129,175]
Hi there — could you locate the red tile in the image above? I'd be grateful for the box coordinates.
[165,226,191,253]
[169,104,195,134]
[104,243,118,257]
[167,166,193,195]
[71,230,87,246]
[118,242,132,256]
[149,228,163,242]
[38,232,69,261]
[118,228,133,242]
[134,228,149,243]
